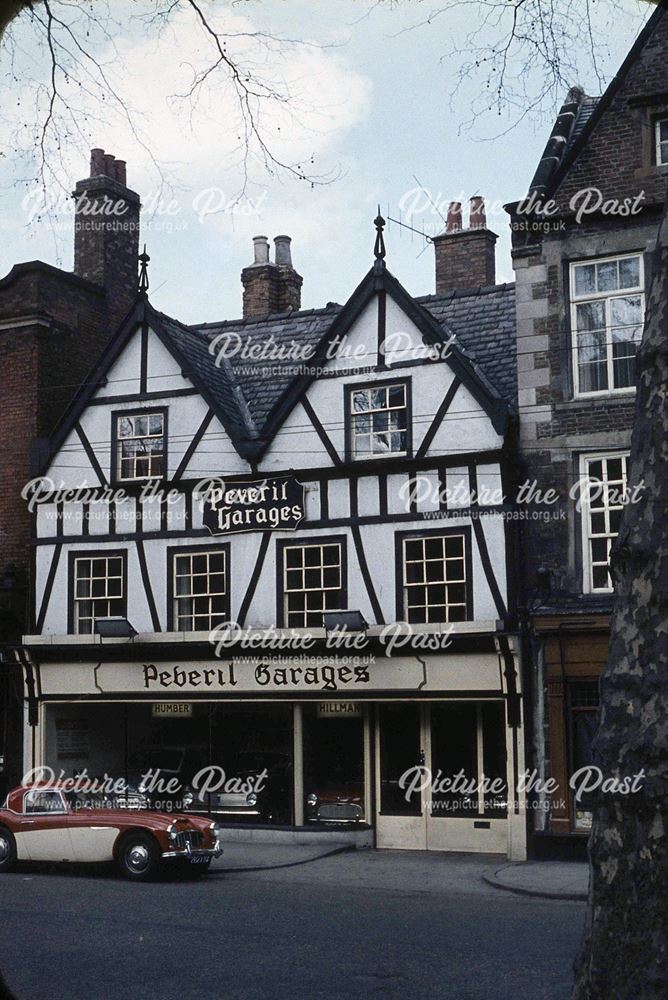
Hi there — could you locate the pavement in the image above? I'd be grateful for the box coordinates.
[214,841,589,899]
[483,860,589,901]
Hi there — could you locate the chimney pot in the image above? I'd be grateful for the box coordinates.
[114,159,127,185]
[274,235,292,266]
[446,201,462,233]
[90,148,105,175]
[470,195,486,229]
[103,153,116,178]
[252,235,270,265]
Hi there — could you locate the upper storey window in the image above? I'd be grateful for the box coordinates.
[280,540,345,628]
[580,453,629,593]
[114,410,166,481]
[348,381,409,459]
[399,531,471,624]
[571,254,645,396]
[570,254,644,396]
[71,552,126,634]
[656,117,668,166]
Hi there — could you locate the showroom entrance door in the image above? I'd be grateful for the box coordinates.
[375,703,428,849]
[375,701,509,851]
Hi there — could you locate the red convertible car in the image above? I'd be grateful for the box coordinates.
[0,784,222,881]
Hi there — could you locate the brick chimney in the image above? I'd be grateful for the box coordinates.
[433,196,497,293]
[73,148,140,331]
[241,235,302,318]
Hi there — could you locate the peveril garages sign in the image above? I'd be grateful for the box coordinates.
[200,476,305,535]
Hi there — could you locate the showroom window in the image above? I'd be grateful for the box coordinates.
[70,552,126,634]
[170,547,229,632]
[399,531,471,624]
[114,409,166,481]
[347,381,409,459]
[580,453,629,592]
[279,539,345,628]
[570,254,644,396]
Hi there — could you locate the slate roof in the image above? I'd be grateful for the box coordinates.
[192,305,339,427]
[151,278,518,458]
[154,308,257,444]
[47,273,518,468]
[528,86,600,197]
[417,283,517,406]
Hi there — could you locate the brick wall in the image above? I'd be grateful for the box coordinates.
[551,13,668,215]
[0,332,38,573]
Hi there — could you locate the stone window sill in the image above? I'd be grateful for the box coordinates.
[553,394,636,412]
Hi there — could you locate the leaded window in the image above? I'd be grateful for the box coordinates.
[116,411,165,481]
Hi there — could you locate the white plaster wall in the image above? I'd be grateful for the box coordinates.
[95,327,142,398]
[146,329,188,395]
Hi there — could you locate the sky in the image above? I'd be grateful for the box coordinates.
[0,0,653,324]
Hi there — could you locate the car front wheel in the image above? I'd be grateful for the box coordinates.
[0,827,16,873]
[117,833,159,881]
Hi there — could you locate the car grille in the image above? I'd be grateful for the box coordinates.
[173,829,204,851]
[317,803,363,821]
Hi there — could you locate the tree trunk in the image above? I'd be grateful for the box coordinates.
[572,202,668,997]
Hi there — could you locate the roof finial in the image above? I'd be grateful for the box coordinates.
[374,206,386,263]
[138,244,150,295]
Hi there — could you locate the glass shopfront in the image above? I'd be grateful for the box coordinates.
[39,694,520,855]
[303,703,365,824]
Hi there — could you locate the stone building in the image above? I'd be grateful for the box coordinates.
[506,4,668,854]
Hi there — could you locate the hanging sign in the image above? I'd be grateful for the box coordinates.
[201,476,305,535]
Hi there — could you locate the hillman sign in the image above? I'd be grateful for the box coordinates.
[200,476,305,535]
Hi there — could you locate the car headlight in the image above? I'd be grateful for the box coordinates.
[182,791,194,808]
[167,824,177,842]
[306,793,318,807]
[246,792,258,807]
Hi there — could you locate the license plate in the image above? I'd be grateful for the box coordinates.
[190,855,210,865]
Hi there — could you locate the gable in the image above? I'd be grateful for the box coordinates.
[536,5,668,209]
[261,294,504,472]
[45,321,247,486]
[258,263,509,454]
